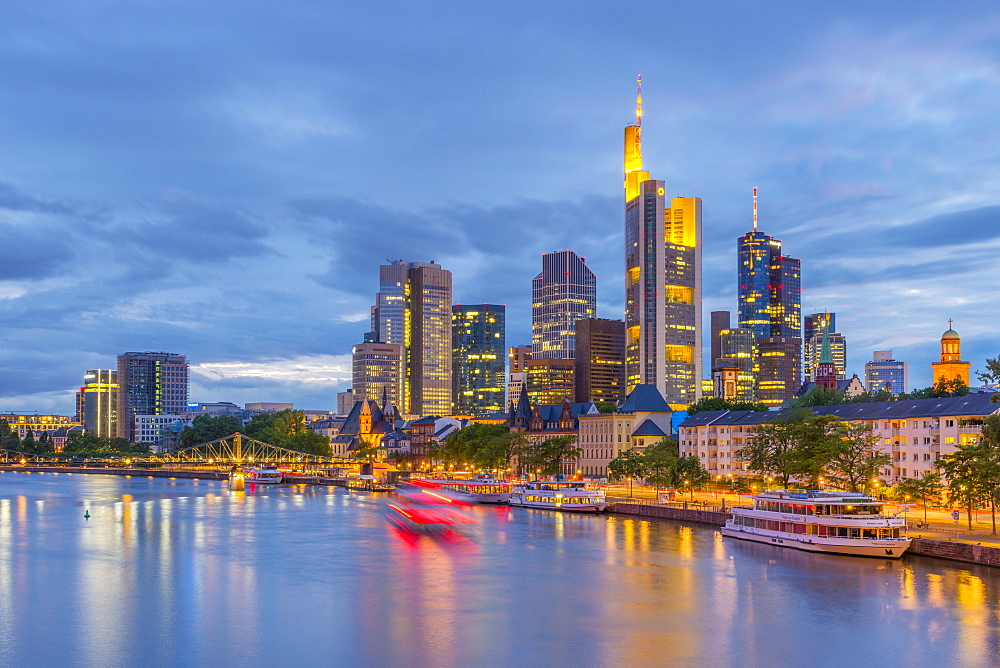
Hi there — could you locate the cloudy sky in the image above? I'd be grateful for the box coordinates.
[2,1,998,414]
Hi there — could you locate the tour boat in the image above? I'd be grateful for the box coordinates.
[509,480,607,513]
[385,484,478,534]
[722,489,911,558]
[409,477,513,504]
[241,465,285,484]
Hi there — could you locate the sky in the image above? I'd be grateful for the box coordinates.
[1,1,999,415]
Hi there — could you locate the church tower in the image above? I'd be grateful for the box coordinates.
[930,320,971,386]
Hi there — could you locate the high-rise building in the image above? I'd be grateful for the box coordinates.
[78,369,118,438]
[804,312,836,347]
[452,304,506,414]
[710,311,731,366]
[509,344,532,373]
[930,320,971,386]
[116,352,188,442]
[531,250,596,359]
[371,260,453,415]
[623,77,702,408]
[737,188,801,406]
[574,318,626,405]
[718,327,757,401]
[525,358,575,405]
[352,340,404,409]
[506,344,532,412]
[803,313,846,381]
[865,350,908,395]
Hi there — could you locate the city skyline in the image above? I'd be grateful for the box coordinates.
[1,3,999,414]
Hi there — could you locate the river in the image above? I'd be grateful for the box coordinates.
[1,471,998,667]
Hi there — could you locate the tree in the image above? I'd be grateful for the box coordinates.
[595,402,618,414]
[0,419,21,452]
[826,423,891,492]
[519,436,580,477]
[938,416,1000,533]
[244,409,329,455]
[672,456,710,498]
[893,472,942,522]
[847,389,897,404]
[180,415,244,448]
[900,378,970,400]
[976,356,1000,389]
[686,396,768,416]
[739,410,841,488]
[607,449,645,497]
[790,387,845,408]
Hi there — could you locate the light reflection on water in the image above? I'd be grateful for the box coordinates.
[1,472,1000,667]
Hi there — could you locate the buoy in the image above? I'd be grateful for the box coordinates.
[84,510,90,520]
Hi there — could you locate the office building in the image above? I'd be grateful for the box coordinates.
[574,318,626,405]
[710,311,731,366]
[77,369,118,438]
[506,344,532,412]
[803,313,846,382]
[623,77,702,407]
[452,304,506,414]
[525,358,575,406]
[371,260,453,415]
[116,352,188,442]
[865,351,908,395]
[718,327,757,401]
[930,321,971,386]
[531,250,596,359]
[737,188,801,406]
[352,340,405,409]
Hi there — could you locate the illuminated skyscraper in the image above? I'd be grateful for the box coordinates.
[452,304,506,414]
[623,76,702,408]
[531,250,596,359]
[372,261,453,415]
[116,352,188,442]
[574,318,626,404]
[737,188,801,406]
[352,337,404,409]
[865,350,907,395]
[803,312,846,382]
[78,369,118,438]
[718,327,756,401]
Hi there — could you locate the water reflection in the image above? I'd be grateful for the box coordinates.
[1,471,1000,666]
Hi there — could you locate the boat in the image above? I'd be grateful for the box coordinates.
[241,465,285,485]
[384,484,478,534]
[509,480,607,512]
[409,477,513,503]
[721,489,911,558]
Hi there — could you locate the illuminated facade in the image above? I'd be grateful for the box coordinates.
[116,351,188,442]
[531,250,596,359]
[718,327,757,401]
[574,318,626,404]
[804,313,846,382]
[623,78,702,408]
[525,358,575,406]
[0,412,78,438]
[372,261,453,415]
[78,369,118,438]
[352,339,404,410]
[452,304,506,414]
[930,321,971,386]
[737,189,801,406]
[865,350,907,395]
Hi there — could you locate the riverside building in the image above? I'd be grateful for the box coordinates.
[116,351,188,442]
[352,336,405,410]
[576,384,673,477]
[77,369,118,438]
[623,77,702,408]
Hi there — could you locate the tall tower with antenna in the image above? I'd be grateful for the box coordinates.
[623,77,702,408]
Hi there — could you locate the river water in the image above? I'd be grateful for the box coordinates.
[1,471,999,667]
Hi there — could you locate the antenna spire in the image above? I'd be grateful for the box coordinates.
[753,186,758,231]
[636,74,643,127]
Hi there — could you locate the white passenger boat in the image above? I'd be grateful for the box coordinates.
[509,480,607,513]
[241,465,285,484]
[722,490,911,558]
[410,477,513,504]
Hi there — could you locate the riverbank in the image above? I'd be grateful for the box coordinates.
[609,501,1000,568]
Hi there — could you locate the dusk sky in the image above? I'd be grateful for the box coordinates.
[2,1,998,414]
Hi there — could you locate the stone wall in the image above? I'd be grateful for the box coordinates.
[610,502,728,526]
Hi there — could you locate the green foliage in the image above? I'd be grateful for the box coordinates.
[607,449,645,483]
[64,432,150,454]
[179,415,244,448]
[244,409,331,456]
[976,356,1000,388]
[607,437,706,491]
[431,424,523,471]
[846,389,897,404]
[740,410,842,487]
[0,419,20,451]
[519,436,581,476]
[937,415,1000,533]
[595,402,618,414]
[892,472,942,522]
[900,378,970,400]
[826,422,892,492]
[686,396,768,415]
[789,387,845,408]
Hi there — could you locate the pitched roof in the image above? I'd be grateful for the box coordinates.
[632,419,667,438]
[619,384,671,414]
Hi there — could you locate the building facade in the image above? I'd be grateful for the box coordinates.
[623,82,702,408]
[116,352,188,442]
[452,304,506,414]
[352,339,405,410]
[718,327,756,401]
[371,260,453,415]
[574,318,626,405]
[524,358,575,406]
[531,250,596,360]
[865,350,907,395]
[78,369,118,438]
[576,384,673,477]
[803,313,846,382]
[930,322,971,386]
[710,311,731,367]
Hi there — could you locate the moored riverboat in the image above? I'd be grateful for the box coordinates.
[410,477,513,503]
[509,480,607,512]
[722,489,911,558]
[241,465,285,484]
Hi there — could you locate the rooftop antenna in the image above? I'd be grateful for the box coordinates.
[753,186,758,231]
[635,74,643,127]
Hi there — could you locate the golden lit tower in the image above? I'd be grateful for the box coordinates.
[930,320,971,386]
[623,77,702,408]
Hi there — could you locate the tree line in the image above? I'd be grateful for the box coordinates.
[607,437,709,495]
[426,423,581,476]
[178,410,331,456]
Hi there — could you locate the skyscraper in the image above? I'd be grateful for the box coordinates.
[506,344,532,411]
[371,261,453,415]
[352,338,404,409]
[574,318,626,404]
[452,304,506,414]
[865,350,908,395]
[531,250,596,359]
[623,77,702,408]
[116,352,188,442]
[718,327,757,401]
[737,188,801,406]
[710,311,731,366]
[525,358,575,405]
[803,312,846,382]
[78,369,118,438]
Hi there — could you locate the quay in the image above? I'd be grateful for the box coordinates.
[0,464,349,486]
